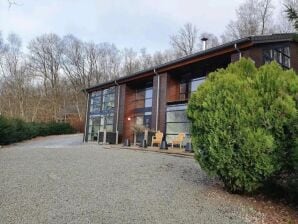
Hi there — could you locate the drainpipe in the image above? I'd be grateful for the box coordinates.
[114,80,120,144]
[234,43,242,59]
[83,91,90,142]
[153,68,160,132]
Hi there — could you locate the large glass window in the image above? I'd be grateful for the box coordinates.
[263,46,291,69]
[179,77,205,101]
[190,77,205,93]
[134,86,152,129]
[88,86,115,141]
[166,104,190,144]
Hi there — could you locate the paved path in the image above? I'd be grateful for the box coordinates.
[0,134,256,224]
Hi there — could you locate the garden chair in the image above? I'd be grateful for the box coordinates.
[151,131,163,147]
[171,133,185,149]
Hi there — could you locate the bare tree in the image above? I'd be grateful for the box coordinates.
[222,0,275,42]
[170,23,199,56]
[97,42,121,81]
[139,48,153,70]
[0,33,31,119]
[62,35,92,89]
[122,48,140,75]
[28,33,63,121]
[259,0,275,34]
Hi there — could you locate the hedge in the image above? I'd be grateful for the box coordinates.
[0,116,75,145]
[187,58,298,197]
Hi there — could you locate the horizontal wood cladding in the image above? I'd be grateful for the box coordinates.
[123,85,136,142]
[151,73,167,133]
[158,74,167,133]
[290,42,298,72]
[167,75,180,102]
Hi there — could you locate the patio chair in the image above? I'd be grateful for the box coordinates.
[171,133,185,149]
[151,131,163,147]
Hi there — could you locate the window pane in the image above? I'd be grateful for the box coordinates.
[145,88,153,98]
[166,123,190,135]
[167,110,188,123]
[180,83,187,94]
[144,115,151,128]
[136,89,145,100]
[145,98,152,108]
[136,116,144,126]
[167,104,187,111]
[263,46,291,69]
[105,125,113,132]
[191,78,205,92]
[135,99,145,108]
[88,86,115,140]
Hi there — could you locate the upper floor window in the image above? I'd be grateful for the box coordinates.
[179,77,206,100]
[135,86,153,109]
[263,46,291,69]
[88,86,115,136]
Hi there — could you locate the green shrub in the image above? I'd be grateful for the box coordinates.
[187,58,298,193]
[0,116,75,145]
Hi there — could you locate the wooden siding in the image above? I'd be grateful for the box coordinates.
[123,85,136,142]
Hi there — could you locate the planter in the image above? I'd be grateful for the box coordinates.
[135,131,155,146]
[185,142,193,152]
[97,131,117,144]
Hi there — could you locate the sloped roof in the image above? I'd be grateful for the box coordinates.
[85,33,297,92]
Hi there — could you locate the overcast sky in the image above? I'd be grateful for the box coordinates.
[0,0,281,53]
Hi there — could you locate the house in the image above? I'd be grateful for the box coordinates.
[83,33,298,144]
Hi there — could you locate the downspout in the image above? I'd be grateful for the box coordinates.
[234,43,242,59]
[83,90,90,142]
[114,80,120,144]
[153,68,160,132]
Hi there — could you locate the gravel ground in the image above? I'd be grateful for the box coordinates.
[0,134,255,224]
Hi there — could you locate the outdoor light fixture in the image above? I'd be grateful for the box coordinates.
[127,117,131,121]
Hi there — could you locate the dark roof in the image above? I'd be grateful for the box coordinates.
[85,33,297,92]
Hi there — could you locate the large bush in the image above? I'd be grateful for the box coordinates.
[187,58,298,193]
[0,116,75,145]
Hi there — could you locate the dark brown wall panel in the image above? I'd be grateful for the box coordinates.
[290,42,298,72]
[117,85,126,142]
[167,75,180,102]
[123,85,135,142]
[158,73,167,134]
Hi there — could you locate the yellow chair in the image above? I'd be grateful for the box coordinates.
[171,133,185,149]
[151,131,163,147]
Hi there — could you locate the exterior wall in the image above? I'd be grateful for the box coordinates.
[290,42,298,72]
[123,85,135,142]
[113,85,119,132]
[84,93,91,142]
[151,73,167,134]
[85,40,298,143]
[158,73,168,134]
[231,43,298,72]
[231,47,263,67]
[117,84,126,140]
[242,47,263,67]
[167,75,180,102]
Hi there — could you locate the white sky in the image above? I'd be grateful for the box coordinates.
[0,0,282,53]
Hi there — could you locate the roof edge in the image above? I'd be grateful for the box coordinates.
[85,33,297,92]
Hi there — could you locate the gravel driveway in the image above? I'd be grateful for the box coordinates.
[0,134,255,224]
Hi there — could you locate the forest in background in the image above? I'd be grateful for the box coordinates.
[0,0,297,128]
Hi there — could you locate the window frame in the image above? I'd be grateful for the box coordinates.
[263,45,291,69]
